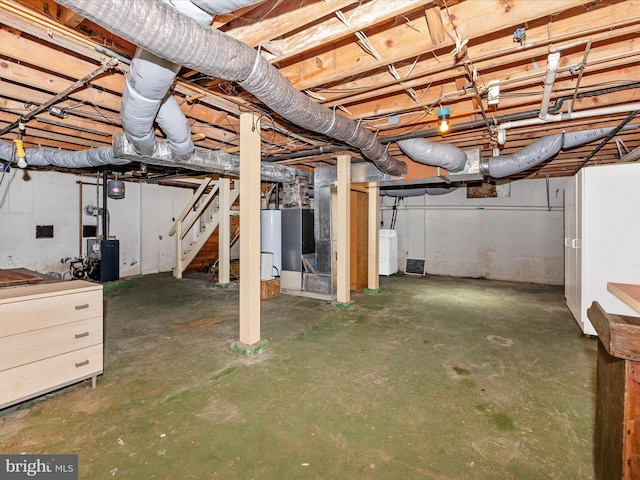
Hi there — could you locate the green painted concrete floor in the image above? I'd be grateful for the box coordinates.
[0,273,597,479]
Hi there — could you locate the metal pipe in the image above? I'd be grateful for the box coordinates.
[382,81,640,144]
[379,204,563,212]
[78,181,83,256]
[0,59,117,137]
[102,170,108,239]
[567,41,592,115]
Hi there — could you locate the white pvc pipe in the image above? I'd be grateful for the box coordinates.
[499,103,640,131]
[539,51,561,120]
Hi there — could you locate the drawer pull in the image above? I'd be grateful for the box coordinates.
[75,331,90,339]
[75,360,89,368]
[75,304,90,310]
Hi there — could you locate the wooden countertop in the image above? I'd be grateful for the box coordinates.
[607,283,640,315]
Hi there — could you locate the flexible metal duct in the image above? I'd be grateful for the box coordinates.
[396,138,467,173]
[56,0,407,177]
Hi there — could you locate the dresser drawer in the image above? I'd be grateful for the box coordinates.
[0,317,103,371]
[0,289,102,337]
[0,344,103,409]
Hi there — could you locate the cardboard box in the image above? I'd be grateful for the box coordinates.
[260,278,280,299]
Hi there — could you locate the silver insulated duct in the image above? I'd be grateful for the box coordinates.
[397,138,467,173]
[121,48,193,160]
[480,125,640,178]
[0,142,128,169]
[56,0,407,177]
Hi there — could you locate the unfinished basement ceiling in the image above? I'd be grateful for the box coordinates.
[0,0,639,181]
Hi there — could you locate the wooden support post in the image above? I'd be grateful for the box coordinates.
[218,178,231,285]
[367,182,380,291]
[238,112,262,347]
[336,155,351,305]
[174,221,183,279]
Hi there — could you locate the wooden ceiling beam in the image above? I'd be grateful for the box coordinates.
[0,57,123,111]
[277,0,594,90]
[0,28,124,93]
[55,4,83,27]
[348,50,640,124]
[0,94,119,135]
[256,0,426,62]
[0,113,109,146]
[222,0,357,48]
[317,8,640,108]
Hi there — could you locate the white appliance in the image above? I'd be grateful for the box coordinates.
[260,252,274,281]
[261,209,281,276]
[379,229,398,276]
[564,163,640,335]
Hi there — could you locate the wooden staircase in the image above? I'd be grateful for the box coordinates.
[183,214,240,274]
[169,178,239,278]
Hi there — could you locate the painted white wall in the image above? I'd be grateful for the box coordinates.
[381,177,567,285]
[0,169,193,278]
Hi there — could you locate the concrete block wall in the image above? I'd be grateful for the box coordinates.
[0,169,192,277]
[381,177,567,285]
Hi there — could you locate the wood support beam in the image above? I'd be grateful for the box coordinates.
[239,113,262,346]
[218,178,231,285]
[336,154,351,304]
[367,182,380,291]
[424,5,445,45]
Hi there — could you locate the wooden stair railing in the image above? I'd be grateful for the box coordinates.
[169,178,239,278]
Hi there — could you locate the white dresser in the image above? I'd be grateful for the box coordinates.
[0,280,103,409]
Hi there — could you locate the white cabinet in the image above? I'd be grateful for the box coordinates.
[0,280,103,409]
[564,163,640,335]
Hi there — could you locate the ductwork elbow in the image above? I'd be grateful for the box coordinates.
[397,138,467,173]
[480,134,563,178]
[122,48,194,160]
